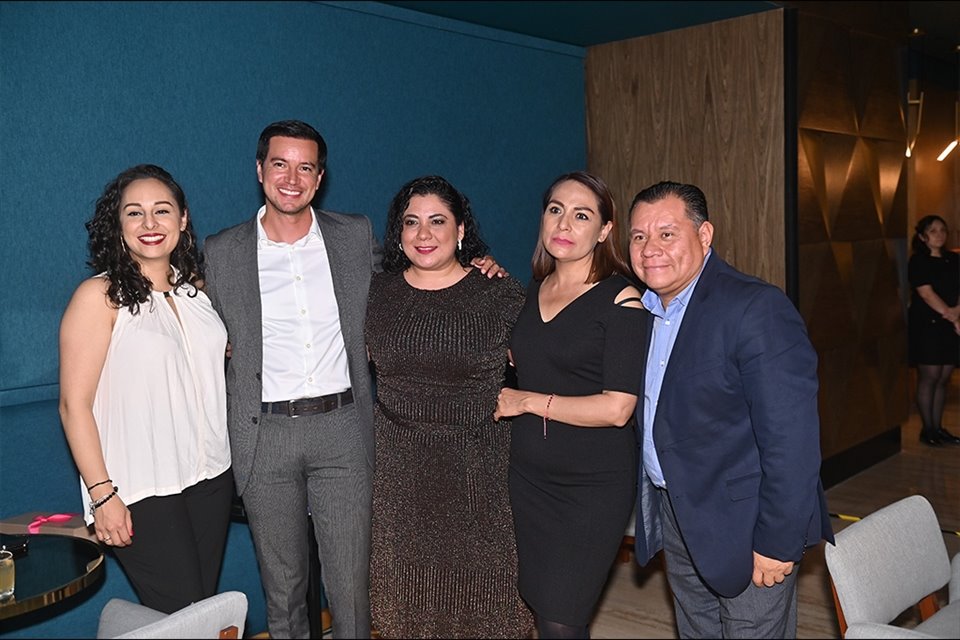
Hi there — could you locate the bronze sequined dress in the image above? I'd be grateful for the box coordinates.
[365,269,532,639]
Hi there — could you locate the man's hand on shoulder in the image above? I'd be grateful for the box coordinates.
[471,255,508,279]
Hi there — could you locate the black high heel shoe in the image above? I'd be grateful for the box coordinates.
[919,430,943,446]
[935,428,960,445]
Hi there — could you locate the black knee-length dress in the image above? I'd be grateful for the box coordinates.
[509,274,649,625]
[908,251,959,366]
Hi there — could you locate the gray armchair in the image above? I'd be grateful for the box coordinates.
[96,591,247,639]
[824,495,960,639]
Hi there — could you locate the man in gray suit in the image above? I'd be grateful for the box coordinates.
[204,120,379,638]
[204,120,504,638]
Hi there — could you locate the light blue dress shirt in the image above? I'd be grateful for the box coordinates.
[641,250,712,488]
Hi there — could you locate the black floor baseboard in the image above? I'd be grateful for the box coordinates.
[821,426,901,490]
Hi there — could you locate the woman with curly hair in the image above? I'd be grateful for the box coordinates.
[365,175,533,638]
[59,164,233,613]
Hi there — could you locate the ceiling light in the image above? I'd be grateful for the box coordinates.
[936,46,959,162]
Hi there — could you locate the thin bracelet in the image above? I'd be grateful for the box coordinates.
[86,478,112,492]
[89,487,118,517]
[543,393,555,439]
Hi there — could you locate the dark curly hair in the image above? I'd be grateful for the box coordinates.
[86,164,202,314]
[381,175,489,274]
[911,214,948,256]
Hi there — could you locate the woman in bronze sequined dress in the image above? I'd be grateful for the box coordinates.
[365,175,532,638]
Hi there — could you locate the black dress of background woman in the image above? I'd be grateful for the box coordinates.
[908,214,960,446]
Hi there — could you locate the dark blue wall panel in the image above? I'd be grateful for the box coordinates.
[0,1,584,636]
[0,0,585,402]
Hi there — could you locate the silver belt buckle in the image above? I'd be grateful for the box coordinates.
[287,400,302,418]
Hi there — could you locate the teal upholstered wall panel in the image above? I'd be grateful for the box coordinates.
[0,0,585,404]
[0,1,584,636]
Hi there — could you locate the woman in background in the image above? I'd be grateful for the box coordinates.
[366,175,532,638]
[495,171,648,639]
[59,164,233,613]
[908,214,960,446]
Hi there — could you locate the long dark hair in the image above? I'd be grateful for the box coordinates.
[86,164,202,314]
[381,175,489,274]
[911,214,948,256]
[531,171,629,282]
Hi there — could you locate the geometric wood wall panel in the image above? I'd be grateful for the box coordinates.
[797,14,909,459]
[797,19,859,134]
[585,9,785,288]
[849,32,909,141]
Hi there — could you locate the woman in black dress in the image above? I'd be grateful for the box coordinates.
[495,171,649,638]
[908,214,960,446]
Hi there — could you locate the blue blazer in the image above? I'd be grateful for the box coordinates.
[633,254,834,598]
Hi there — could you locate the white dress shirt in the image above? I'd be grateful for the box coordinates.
[256,206,351,401]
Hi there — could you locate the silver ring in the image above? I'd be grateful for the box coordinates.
[104,536,112,541]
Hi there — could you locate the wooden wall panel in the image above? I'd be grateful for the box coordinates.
[797,15,909,458]
[585,10,786,287]
[586,8,911,468]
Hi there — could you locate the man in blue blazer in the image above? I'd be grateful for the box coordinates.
[627,181,834,638]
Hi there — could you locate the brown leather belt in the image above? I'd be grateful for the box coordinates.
[261,389,354,417]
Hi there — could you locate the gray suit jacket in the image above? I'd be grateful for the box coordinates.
[203,209,381,495]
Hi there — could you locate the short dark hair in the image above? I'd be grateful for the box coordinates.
[381,175,489,274]
[256,120,328,172]
[86,164,202,314]
[531,171,629,283]
[911,214,948,256]
[629,181,709,228]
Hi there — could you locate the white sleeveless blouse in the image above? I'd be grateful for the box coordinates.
[82,282,231,523]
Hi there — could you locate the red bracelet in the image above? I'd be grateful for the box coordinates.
[543,393,555,439]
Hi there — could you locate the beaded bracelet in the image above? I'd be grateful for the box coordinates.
[86,478,112,492]
[543,393,555,439]
[89,487,118,517]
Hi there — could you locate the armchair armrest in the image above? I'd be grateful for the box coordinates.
[844,622,940,639]
[949,553,960,603]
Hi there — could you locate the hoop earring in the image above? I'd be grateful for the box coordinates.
[398,242,403,251]
[457,239,462,251]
